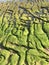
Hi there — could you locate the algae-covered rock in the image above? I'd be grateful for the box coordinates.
[0,0,49,65]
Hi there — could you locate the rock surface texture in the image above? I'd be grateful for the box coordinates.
[0,0,49,65]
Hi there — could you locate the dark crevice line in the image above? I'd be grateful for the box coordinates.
[6,9,13,14]
[19,6,49,23]
[34,34,49,56]
[4,24,11,34]
[42,23,49,39]
[1,7,9,30]
[0,43,20,55]
[35,41,41,52]
[0,43,21,65]
[25,21,31,65]
[27,21,31,49]
[35,41,49,62]
[34,23,49,56]
[35,41,45,54]
[6,54,13,65]
[25,50,29,65]
[39,56,49,62]
[33,24,49,62]
[34,61,36,65]
[10,42,35,49]
[17,55,21,65]
[0,54,5,59]
[34,23,35,35]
